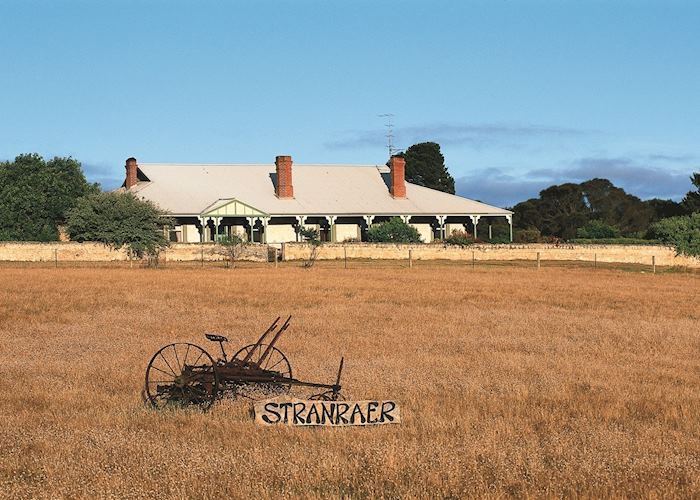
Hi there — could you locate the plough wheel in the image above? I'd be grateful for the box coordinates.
[145,343,219,410]
[232,343,293,400]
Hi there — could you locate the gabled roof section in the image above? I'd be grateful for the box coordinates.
[200,198,269,218]
[130,163,512,216]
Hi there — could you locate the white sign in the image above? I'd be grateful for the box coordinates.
[254,397,401,426]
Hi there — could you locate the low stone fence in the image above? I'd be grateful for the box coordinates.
[0,242,268,263]
[1,241,698,268]
[281,242,700,268]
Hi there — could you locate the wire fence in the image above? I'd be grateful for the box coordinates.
[0,251,695,275]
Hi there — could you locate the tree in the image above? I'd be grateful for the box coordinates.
[649,213,700,257]
[366,217,422,243]
[213,233,245,268]
[0,154,99,241]
[536,183,589,239]
[579,179,652,236]
[645,198,686,223]
[398,142,455,194]
[299,227,321,268]
[511,199,543,231]
[682,172,700,213]
[66,192,172,259]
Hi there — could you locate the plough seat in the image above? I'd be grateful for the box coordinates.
[205,333,228,343]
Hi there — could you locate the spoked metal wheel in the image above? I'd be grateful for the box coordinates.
[230,343,293,401]
[145,343,218,410]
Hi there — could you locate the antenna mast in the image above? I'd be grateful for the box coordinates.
[378,113,397,156]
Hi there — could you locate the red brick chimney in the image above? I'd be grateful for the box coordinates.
[125,157,138,189]
[275,155,294,198]
[389,155,406,198]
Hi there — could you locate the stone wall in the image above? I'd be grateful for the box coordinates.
[281,242,700,268]
[2,241,698,268]
[0,242,268,262]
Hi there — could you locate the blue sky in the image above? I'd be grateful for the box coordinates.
[1,0,698,207]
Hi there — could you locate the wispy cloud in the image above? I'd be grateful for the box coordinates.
[325,122,591,151]
[647,153,695,163]
[457,156,696,208]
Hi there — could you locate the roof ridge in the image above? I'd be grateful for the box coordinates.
[139,163,383,167]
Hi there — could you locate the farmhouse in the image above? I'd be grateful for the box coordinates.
[123,155,512,244]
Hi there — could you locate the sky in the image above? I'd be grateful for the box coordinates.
[1,0,698,207]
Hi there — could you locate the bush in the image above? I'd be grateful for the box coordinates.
[488,235,511,244]
[514,228,541,243]
[366,217,422,243]
[212,234,245,268]
[67,191,173,259]
[576,220,621,239]
[649,213,700,257]
[444,230,474,246]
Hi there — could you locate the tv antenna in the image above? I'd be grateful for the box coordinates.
[378,113,398,156]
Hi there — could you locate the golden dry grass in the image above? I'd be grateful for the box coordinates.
[0,264,699,498]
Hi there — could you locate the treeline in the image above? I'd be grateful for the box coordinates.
[0,153,170,258]
[510,175,699,243]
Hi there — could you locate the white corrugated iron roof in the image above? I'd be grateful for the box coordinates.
[130,163,511,216]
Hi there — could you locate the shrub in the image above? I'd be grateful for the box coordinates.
[514,228,541,243]
[67,191,173,260]
[299,227,321,267]
[569,238,660,245]
[444,230,474,246]
[648,213,700,257]
[576,220,621,239]
[366,217,422,243]
[212,233,245,268]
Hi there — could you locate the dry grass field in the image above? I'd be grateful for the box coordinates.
[1,263,699,498]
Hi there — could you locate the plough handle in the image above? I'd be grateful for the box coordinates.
[335,357,344,388]
[241,316,280,365]
[257,315,291,367]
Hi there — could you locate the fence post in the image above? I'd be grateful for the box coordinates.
[472,251,475,269]
[652,255,656,274]
[594,253,597,269]
[344,246,347,269]
[201,244,204,267]
[537,251,540,269]
[408,249,413,269]
[54,248,58,268]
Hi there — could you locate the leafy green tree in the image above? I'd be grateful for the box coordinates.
[511,199,542,231]
[649,213,700,257]
[536,183,589,239]
[66,191,172,259]
[367,217,422,243]
[398,142,455,194]
[0,154,99,241]
[682,172,700,213]
[645,198,686,223]
[579,179,652,236]
[576,220,621,239]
